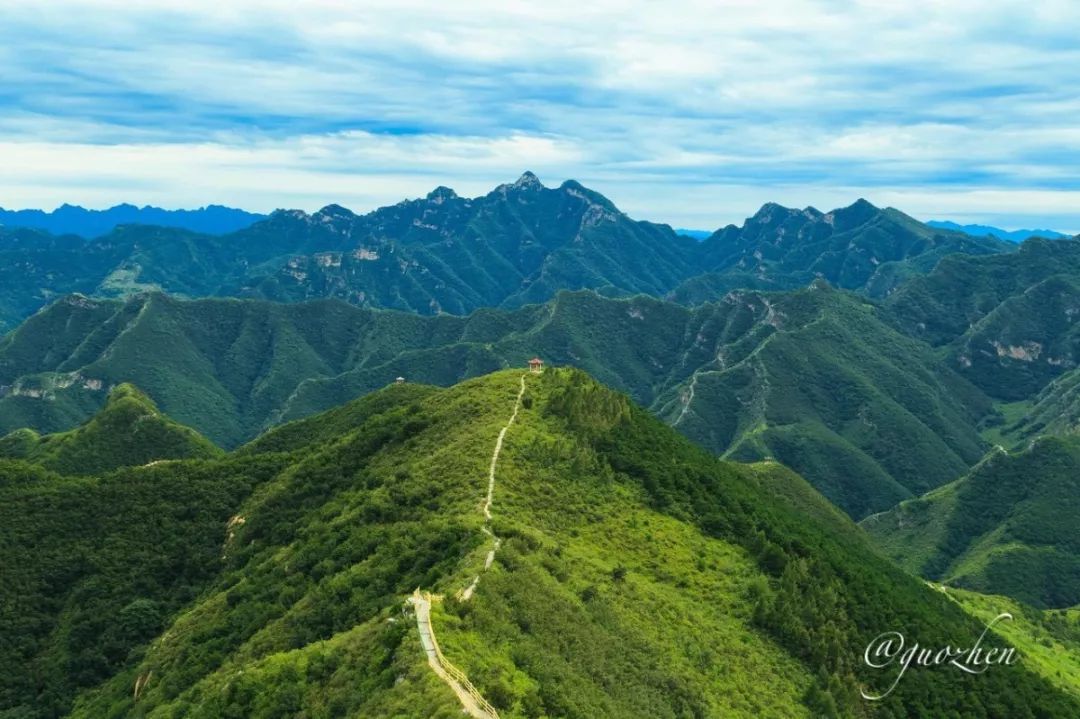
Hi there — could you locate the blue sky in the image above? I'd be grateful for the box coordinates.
[1,1,1078,231]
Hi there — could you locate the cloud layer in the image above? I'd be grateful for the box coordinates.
[2,0,1078,230]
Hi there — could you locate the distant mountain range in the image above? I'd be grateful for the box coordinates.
[927,219,1071,242]
[0,203,265,237]
[3,199,1068,245]
[690,220,1073,244]
[0,173,1010,332]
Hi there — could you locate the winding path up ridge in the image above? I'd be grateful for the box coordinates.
[407,373,528,719]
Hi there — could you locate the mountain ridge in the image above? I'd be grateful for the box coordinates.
[0,287,995,518]
[0,382,221,474]
[2,367,1074,717]
[863,434,1080,609]
[884,236,1080,400]
[0,203,265,237]
[0,174,1011,332]
[927,219,1072,242]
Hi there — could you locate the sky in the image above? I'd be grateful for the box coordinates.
[1,0,1078,232]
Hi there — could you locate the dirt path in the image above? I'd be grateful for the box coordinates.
[465,373,526,597]
[407,373,528,718]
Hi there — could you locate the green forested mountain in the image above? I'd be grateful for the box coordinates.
[670,199,1009,303]
[0,175,694,331]
[0,452,284,718]
[863,435,1080,609]
[0,226,135,334]
[1,369,1073,718]
[7,178,1079,717]
[881,236,1080,451]
[0,383,220,475]
[0,287,994,517]
[886,237,1080,399]
[1002,367,1080,442]
[651,282,992,518]
[0,177,1008,333]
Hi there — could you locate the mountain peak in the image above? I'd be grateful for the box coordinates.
[512,170,544,190]
[846,198,879,212]
[425,186,459,203]
[824,198,881,230]
[749,202,793,223]
[315,203,354,219]
[104,382,156,410]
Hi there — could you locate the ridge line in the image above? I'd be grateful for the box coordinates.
[407,372,529,719]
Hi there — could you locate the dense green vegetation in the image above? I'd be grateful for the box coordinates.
[0,453,284,716]
[0,227,132,334]
[7,178,1080,715]
[0,384,220,474]
[0,176,1007,333]
[885,237,1080,400]
[999,368,1080,443]
[863,435,1080,609]
[654,282,993,517]
[2,368,1075,718]
[0,286,995,517]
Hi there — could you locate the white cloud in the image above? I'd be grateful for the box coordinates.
[0,0,1078,231]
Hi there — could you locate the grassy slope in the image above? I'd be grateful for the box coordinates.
[979,399,1033,449]
[944,586,1080,701]
[861,478,964,576]
[1001,367,1080,443]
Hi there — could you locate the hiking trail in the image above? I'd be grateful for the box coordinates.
[406,373,528,719]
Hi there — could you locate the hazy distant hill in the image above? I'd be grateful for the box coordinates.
[674,228,711,240]
[927,219,1071,242]
[0,203,265,237]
